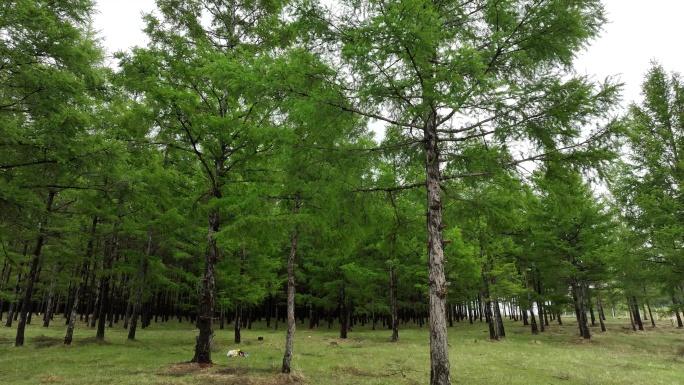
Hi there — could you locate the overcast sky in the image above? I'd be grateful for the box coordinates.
[93,0,684,108]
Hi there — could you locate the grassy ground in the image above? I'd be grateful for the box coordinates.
[0,314,682,384]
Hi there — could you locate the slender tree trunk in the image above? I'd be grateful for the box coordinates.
[673,296,683,327]
[5,258,26,328]
[339,285,348,339]
[234,305,242,344]
[523,267,538,334]
[643,290,656,327]
[65,215,98,345]
[42,261,62,327]
[389,264,399,341]
[15,190,55,347]
[128,231,151,341]
[282,193,300,374]
[597,296,606,332]
[97,218,121,340]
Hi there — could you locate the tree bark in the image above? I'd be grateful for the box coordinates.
[281,193,300,374]
[191,202,220,364]
[15,190,55,347]
[424,112,450,385]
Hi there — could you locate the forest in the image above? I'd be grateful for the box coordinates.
[1,1,683,384]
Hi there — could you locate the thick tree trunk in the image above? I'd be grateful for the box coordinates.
[282,193,300,374]
[632,295,644,331]
[424,113,450,385]
[571,279,590,339]
[191,203,220,364]
[15,190,55,347]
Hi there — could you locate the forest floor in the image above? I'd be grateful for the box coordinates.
[0,314,682,384]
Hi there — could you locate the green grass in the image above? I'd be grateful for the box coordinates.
[0,315,682,384]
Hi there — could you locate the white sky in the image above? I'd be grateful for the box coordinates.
[93,0,684,107]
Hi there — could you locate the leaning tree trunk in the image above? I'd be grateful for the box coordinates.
[15,190,55,347]
[597,296,606,332]
[282,193,300,374]
[632,295,644,331]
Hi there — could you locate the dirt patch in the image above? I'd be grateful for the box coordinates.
[201,372,307,385]
[335,365,383,377]
[568,338,598,345]
[32,335,63,348]
[40,376,61,383]
[676,346,684,357]
[158,362,213,377]
[77,337,113,346]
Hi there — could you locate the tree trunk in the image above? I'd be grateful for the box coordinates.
[234,306,242,344]
[597,296,606,332]
[65,215,98,345]
[673,296,683,327]
[424,112,450,385]
[15,190,55,347]
[43,261,62,327]
[523,268,538,334]
[5,258,26,328]
[632,295,644,331]
[191,201,220,364]
[128,231,151,341]
[570,279,590,339]
[282,193,300,374]
[97,219,120,340]
[339,285,348,339]
[389,264,399,341]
